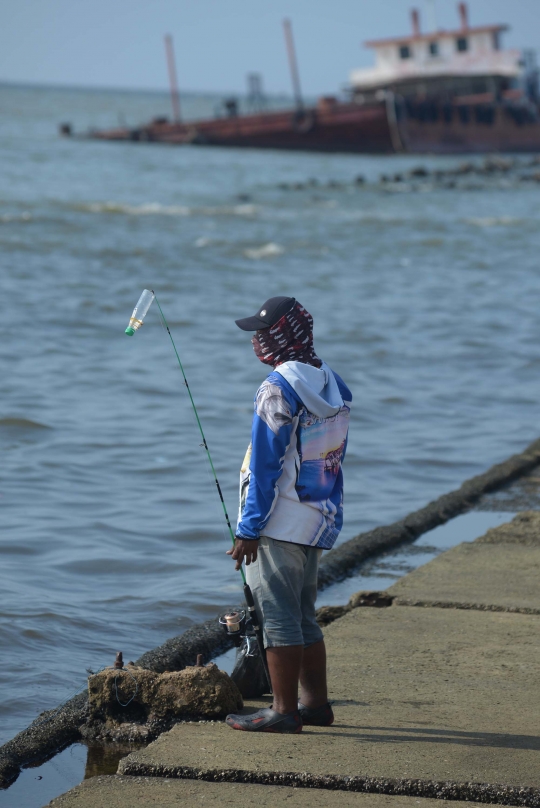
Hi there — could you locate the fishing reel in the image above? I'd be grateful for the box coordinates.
[219,609,257,656]
[219,610,246,647]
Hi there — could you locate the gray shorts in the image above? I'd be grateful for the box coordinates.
[245,535,324,648]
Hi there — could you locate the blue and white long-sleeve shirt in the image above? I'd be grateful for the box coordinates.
[236,360,352,550]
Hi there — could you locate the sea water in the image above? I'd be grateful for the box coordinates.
[1,83,539,748]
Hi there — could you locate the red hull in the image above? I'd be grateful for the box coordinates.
[89,103,395,154]
[87,98,540,154]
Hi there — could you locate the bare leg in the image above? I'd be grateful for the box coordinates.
[299,639,328,708]
[266,645,303,714]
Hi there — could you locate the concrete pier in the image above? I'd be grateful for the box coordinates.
[47,512,540,807]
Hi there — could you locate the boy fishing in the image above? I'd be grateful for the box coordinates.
[226,296,352,733]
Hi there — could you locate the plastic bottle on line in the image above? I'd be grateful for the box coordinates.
[125,290,155,335]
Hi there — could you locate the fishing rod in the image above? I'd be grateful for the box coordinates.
[125,289,271,692]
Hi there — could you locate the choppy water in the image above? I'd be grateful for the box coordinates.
[1,83,539,747]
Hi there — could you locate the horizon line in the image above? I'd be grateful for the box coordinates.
[0,77,306,99]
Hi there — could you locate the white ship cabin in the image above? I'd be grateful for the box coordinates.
[350,2,522,101]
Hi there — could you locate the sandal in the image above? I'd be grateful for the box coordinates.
[298,701,334,726]
[226,707,303,733]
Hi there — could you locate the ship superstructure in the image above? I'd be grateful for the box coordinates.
[351,3,523,102]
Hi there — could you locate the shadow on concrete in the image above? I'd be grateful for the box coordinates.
[315,725,540,750]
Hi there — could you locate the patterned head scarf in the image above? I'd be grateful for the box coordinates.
[251,301,321,368]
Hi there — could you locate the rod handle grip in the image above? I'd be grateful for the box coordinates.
[243,583,255,608]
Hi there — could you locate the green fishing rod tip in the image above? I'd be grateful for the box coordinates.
[125,327,135,336]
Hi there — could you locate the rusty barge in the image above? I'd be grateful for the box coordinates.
[75,3,540,155]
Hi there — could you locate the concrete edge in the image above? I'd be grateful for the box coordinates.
[393,598,540,615]
[116,761,540,807]
[2,434,540,788]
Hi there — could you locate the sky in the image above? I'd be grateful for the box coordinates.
[0,0,538,96]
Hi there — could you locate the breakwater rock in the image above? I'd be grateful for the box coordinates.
[275,155,540,195]
[81,663,243,743]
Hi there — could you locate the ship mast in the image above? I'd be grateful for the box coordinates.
[283,18,304,114]
[164,34,182,123]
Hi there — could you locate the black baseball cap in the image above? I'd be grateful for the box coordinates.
[235,296,296,331]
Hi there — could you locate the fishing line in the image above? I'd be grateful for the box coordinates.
[125,289,272,692]
[154,307,232,557]
[152,292,245,585]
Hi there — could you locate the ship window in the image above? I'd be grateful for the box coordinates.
[399,45,411,59]
[456,37,468,52]
[493,32,500,51]
[429,41,439,56]
[458,105,470,124]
